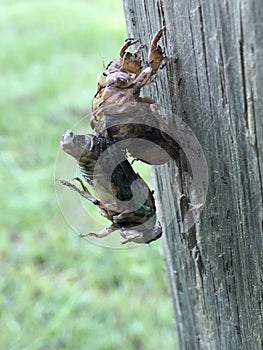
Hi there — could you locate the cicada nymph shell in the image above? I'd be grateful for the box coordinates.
[89,27,180,165]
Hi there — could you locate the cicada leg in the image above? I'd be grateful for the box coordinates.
[147,26,166,75]
[73,177,93,197]
[121,234,142,245]
[120,39,139,57]
[131,27,166,90]
[57,178,103,206]
[134,44,144,55]
[80,224,119,238]
[132,66,153,89]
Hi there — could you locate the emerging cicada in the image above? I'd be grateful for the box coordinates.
[58,28,177,244]
[59,130,162,244]
[90,26,180,165]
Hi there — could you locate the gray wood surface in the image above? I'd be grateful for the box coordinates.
[122,0,263,349]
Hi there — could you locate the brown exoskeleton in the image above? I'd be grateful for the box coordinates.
[90,26,181,165]
[91,27,165,120]
[58,130,162,244]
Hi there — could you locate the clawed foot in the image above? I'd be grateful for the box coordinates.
[118,26,166,78]
[148,26,166,75]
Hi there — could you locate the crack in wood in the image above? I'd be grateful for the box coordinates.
[188,8,201,102]
[157,0,166,27]
[239,6,249,130]
[197,1,213,117]
[219,43,228,108]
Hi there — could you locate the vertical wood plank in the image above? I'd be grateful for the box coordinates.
[122,0,263,349]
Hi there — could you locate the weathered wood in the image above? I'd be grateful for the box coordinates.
[122,0,263,349]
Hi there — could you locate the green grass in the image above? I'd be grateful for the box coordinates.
[0,1,177,349]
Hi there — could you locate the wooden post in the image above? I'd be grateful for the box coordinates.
[122,0,263,349]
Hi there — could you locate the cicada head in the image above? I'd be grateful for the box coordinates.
[61,130,95,161]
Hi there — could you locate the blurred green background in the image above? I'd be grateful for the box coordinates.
[0,0,177,349]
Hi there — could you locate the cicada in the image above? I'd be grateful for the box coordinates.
[58,130,162,244]
[90,26,181,165]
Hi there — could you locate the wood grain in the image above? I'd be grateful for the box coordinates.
[123,0,263,349]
